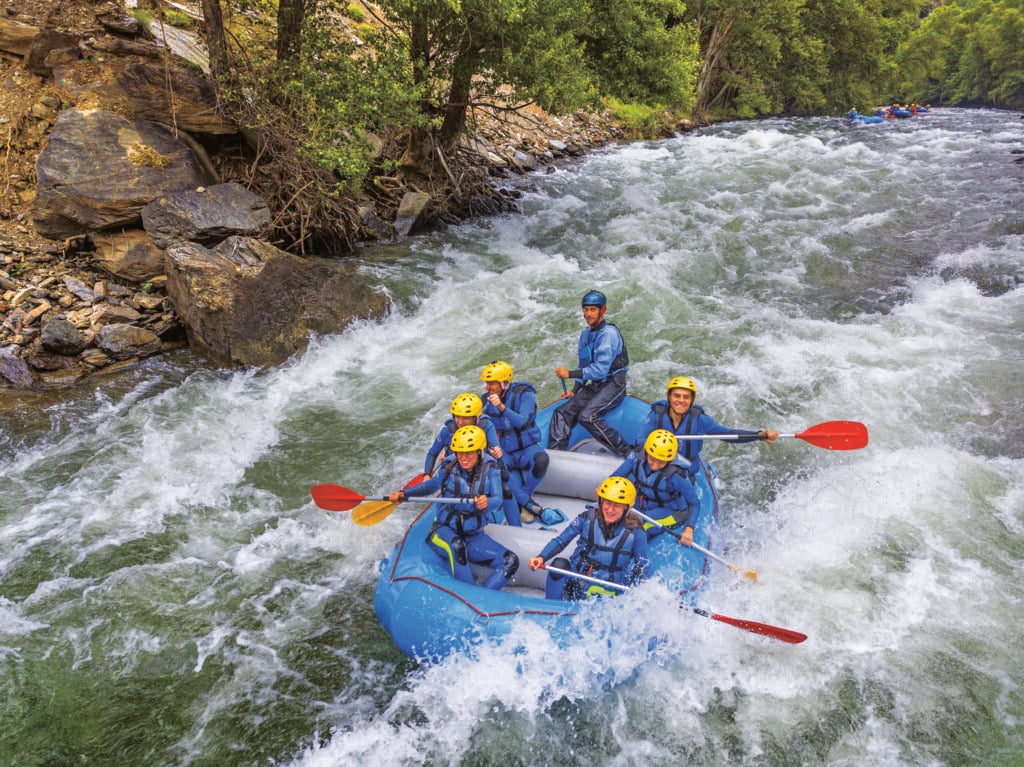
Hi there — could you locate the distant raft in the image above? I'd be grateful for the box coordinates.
[841,110,886,126]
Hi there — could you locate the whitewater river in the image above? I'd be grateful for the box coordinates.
[2,108,1023,766]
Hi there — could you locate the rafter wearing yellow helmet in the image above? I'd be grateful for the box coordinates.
[634,375,780,478]
[527,476,648,600]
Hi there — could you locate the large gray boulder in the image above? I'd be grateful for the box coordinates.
[142,183,271,248]
[32,109,212,239]
[164,236,389,368]
[40,318,87,356]
[111,62,236,135]
[51,59,236,135]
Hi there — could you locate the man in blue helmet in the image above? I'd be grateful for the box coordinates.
[549,289,632,457]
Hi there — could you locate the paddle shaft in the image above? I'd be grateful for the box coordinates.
[630,510,757,581]
[377,495,466,505]
[538,564,804,643]
[669,420,867,450]
[541,563,627,592]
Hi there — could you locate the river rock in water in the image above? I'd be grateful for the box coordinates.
[164,236,389,368]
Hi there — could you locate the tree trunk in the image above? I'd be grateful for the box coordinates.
[402,11,434,168]
[276,0,309,62]
[200,0,227,80]
[693,15,736,120]
[438,70,472,151]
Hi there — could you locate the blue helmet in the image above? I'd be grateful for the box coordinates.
[581,290,607,308]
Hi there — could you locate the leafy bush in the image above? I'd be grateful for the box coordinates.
[603,97,675,138]
[163,9,193,28]
[129,8,153,34]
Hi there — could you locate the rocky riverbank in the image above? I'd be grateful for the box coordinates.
[0,1,687,391]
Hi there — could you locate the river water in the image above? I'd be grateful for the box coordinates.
[2,108,1023,767]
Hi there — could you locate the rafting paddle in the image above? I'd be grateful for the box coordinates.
[630,510,758,581]
[537,564,806,643]
[673,420,868,451]
[313,474,447,525]
[310,483,470,512]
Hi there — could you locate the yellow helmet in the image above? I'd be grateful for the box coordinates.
[450,392,483,418]
[596,476,637,507]
[480,360,513,382]
[450,425,486,453]
[666,376,697,396]
[644,429,678,462]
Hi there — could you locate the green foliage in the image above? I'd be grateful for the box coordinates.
[580,0,699,111]
[377,0,598,112]
[129,8,153,33]
[797,0,920,111]
[895,0,1024,108]
[217,0,1024,207]
[279,13,426,187]
[163,9,193,28]
[224,6,424,191]
[603,97,676,137]
[683,0,927,118]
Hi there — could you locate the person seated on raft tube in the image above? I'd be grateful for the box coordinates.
[549,290,633,458]
[635,376,780,480]
[527,476,649,600]
[480,360,550,524]
[424,392,518,526]
[390,425,519,590]
[612,429,700,546]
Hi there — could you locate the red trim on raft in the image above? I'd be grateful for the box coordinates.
[381,506,579,619]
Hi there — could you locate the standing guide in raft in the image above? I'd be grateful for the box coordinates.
[549,290,633,458]
[389,425,519,590]
[612,429,701,546]
[528,476,649,600]
[480,360,550,523]
[637,376,780,478]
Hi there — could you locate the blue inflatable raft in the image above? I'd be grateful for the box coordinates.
[373,394,721,660]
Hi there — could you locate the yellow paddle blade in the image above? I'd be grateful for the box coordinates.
[351,500,398,526]
[727,563,758,582]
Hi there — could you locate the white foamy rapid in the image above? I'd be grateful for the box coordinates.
[2,109,1022,766]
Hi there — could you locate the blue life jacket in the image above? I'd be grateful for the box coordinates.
[625,458,686,509]
[571,508,639,584]
[433,455,499,537]
[579,321,629,384]
[650,401,706,463]
[486,382,541,453]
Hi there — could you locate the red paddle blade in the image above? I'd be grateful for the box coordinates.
[709,612,808,644]
[310,484,367,512]
[795,420,868,450]
[404,473,429,489]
